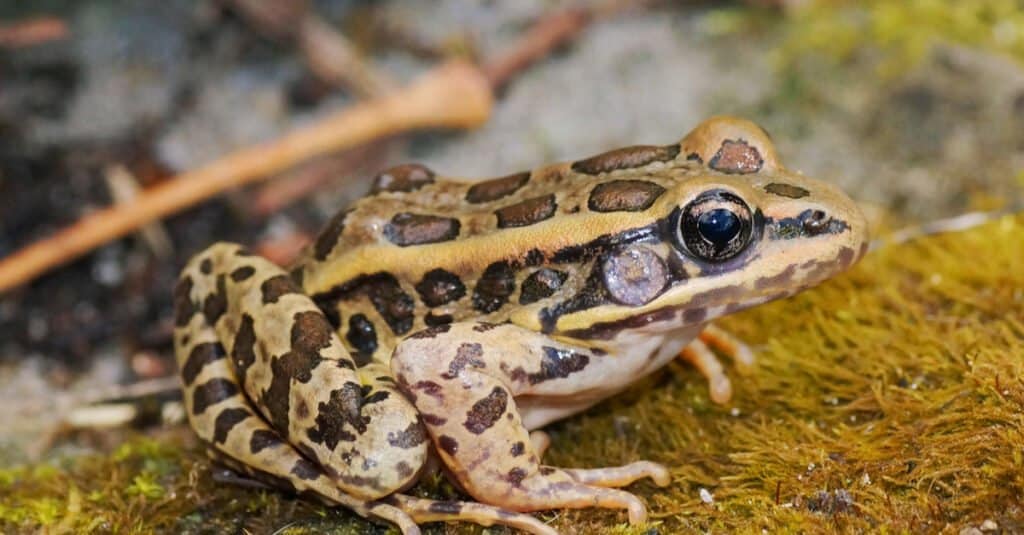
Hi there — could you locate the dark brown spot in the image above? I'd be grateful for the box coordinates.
[682,307,707,324]
[261,275,297,304]
[232,314,257,377]
[261,311,332,431]
[230,266,255,282]
[387,421,427,449]
[768,211,848,240]
[421,413,447,426]
[463,386,508,434]
[754,264,796,290]
[428,501,462,515]
[394,462,414,479]
[408,323,452,339]
[202,275,228,325]
[192,378,238,415]
[571,144,680,175]
[438,435,459,456]
[442,342,485,379]
[313,209,351,260]
[346,314,377,365]
[410,380,444,400]
[588,180,666,213]
[424,312,453,327]
[495,194,557,228]
[765,183,809,199]
[370,163,435,193]
[473,261,516,313]
[415,269,466,307]
[709,139,763,174]
[506,467,527,487]
[602,246,668,306]
[212,407,250,444]
[837,246,856,270]
[510,442,525,456]
[384,213,461,246]
[199,258,213,274]
[686,152,703,164]
[539,466,556,475]
[181,342,226,386]
[307,382,367,450]
[250,429,285,453]
[173,276,196,327]
[295,399,310,419]
[802,210,831,236]
[537,265,610,333]
[519,268,568,305]
[291,459,321,481]
[465,172,531,203]
[315,273,415,335]
[527,347,590,385]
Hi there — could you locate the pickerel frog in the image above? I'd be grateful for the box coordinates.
[173,117,867,534]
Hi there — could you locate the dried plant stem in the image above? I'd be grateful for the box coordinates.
[0,61,492,293]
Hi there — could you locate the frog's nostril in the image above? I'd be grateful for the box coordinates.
[801,210,831,235]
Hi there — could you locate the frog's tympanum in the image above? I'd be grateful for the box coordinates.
[173,117,867,534]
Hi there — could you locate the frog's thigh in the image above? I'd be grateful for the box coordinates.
[176,318,419,535]
[391,322,668,525]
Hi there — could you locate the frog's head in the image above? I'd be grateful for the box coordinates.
[552,116,868,339]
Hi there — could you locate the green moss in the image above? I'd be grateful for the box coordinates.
[712,0,1024,77]
[3,215,1023,533]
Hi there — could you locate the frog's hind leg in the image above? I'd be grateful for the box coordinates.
[173,243,423,534]
[679,324,756,404]
[175,322,420,534]
[388,494,558,535]
[391,322,671,525]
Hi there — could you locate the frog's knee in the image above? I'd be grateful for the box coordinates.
[680,116,780,174]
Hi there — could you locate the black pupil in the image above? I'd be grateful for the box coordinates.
[697,208,740,246]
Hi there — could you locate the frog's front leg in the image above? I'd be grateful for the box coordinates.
[680,324,756,404]
[392,322,670,524]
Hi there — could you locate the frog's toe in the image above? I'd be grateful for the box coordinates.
[679,338,733,404]
[700,324,756,372]
[565,461,671,488]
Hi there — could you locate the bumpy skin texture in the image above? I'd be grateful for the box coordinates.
[174,116,868,534]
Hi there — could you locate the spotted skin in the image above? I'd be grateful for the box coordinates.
[176,117,868,534]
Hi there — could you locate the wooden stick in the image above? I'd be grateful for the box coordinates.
[482,7,591,91]
[0,61,492,293]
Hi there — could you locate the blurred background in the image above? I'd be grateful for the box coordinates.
[1,0,1022,532]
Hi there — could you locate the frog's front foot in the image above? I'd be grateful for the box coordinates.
[392,321,670,525]
[680,324,756,404]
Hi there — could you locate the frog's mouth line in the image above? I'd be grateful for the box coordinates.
[555,237,863,342]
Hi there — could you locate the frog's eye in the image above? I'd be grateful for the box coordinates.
[677,190,753,262]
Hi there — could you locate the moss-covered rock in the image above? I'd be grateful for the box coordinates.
[3,215,1023,533]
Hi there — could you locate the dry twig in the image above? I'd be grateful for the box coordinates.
[0,16,69,48]
[0,61,492,293]
[226,0,394,98]
[0,2,633,291]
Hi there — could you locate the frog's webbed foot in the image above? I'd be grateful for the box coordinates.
[392,322,670,526]
[679,324,756,404]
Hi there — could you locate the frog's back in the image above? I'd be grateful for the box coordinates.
[293,116,824,363]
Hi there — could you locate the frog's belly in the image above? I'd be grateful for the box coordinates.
[518,325,701,430]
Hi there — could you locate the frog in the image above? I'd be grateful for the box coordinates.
[172,116,868,535]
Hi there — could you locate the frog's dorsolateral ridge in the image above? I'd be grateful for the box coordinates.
[173,116,868,535]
